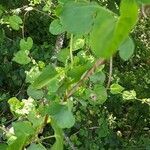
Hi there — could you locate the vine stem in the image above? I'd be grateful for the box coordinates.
[106,57,113,89]
[39,135,55,141]
[22,10,30,39]
[64,58,105,100]
[70,34,74,68]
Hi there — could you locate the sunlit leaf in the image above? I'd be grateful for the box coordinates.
[13,50,31,65]
[122,90,136,100]
[9,15,22,30]
[110,83,124,94]
[20,37,33,51]
[72,38,85,51]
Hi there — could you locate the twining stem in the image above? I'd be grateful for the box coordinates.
[40,135,55,141]
[70,34,74,68]
[64,58,105,100]
[106,57,113,89]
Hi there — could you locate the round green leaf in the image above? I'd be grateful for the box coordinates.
[47,103,75,128]
[61,1,98,34]
[9,15,22,30]
[89,85,107,105]
[119,37,135,61]
[90,71,106,84]
[110,83,124,94]
[49,19,65,35]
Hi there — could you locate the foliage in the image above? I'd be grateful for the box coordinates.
[0,0,150,149]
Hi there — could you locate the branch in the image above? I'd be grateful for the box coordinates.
[64,58,105,100]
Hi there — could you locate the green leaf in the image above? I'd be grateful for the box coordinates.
[13,121,35,137]
[7,135,27,150]
[51,120,63,150]
[93,85,107,104]
[27,112,45,129]
[57,48,69,63]
[122,90,136,100]
[110,83,124,94]
[90,7,117,57]
[49,19,65,35]
[88,85,107,105]
[33,65,58,89]
[27,85,44,99]
[61,1,98,34]
[8,97,23,115]
[98,118,109,138]
[48,78,60,93]
[72,38,85,51]
[119,37,135,61]
[90,71,106,84]
[26,66,41,84]
[90,0,138,58]
[47,103,75,128]
[13,50,31,65]
[9,15,22,30]
[20,37,33,51]
[27,143,47,150]
[107,0,138,57]
[67,65,88,82]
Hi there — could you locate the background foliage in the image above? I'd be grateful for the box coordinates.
[0,0,150,149]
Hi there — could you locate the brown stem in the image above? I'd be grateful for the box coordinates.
[64,58,106,100]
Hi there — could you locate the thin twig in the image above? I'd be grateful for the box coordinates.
[70,34,74,68]
[106,57,113,89]
[64,58,105,100]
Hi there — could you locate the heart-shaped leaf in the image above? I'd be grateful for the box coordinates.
[20,37,33,51]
